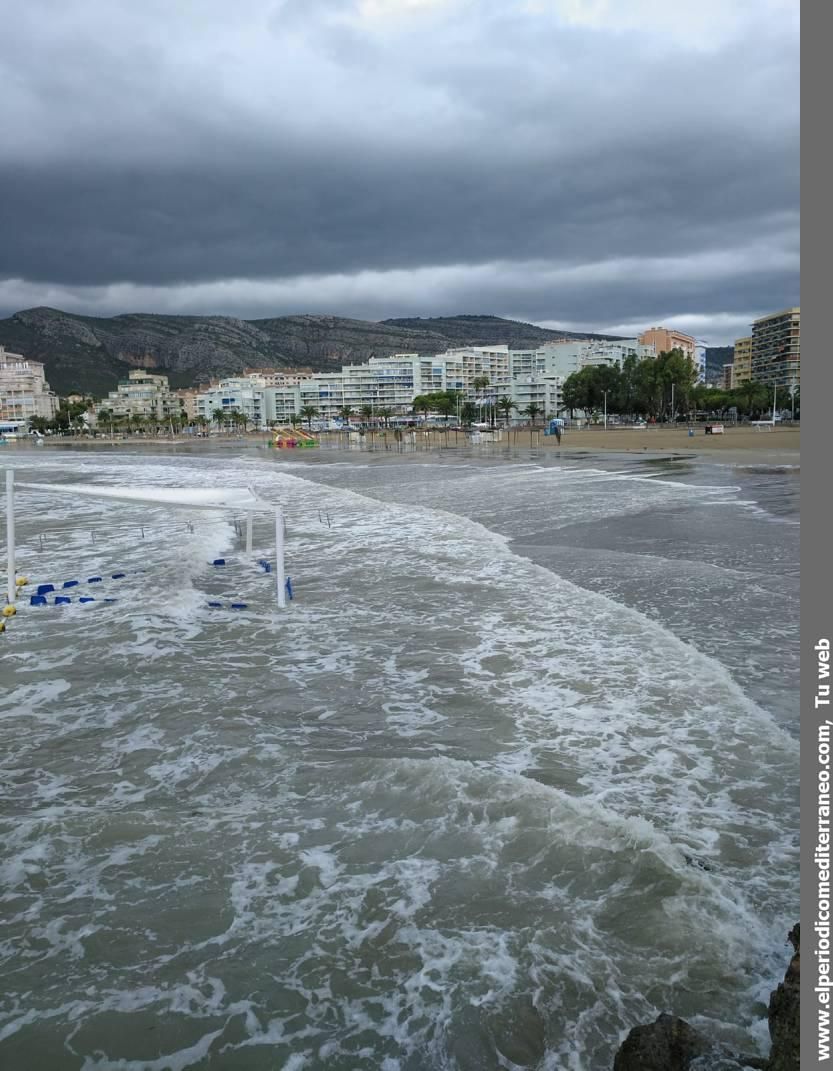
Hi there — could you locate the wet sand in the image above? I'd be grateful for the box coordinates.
[23,423,800,464]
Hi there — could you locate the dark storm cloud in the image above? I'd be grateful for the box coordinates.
[0,0,799,342]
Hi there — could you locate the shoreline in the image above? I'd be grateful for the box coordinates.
[5,425,800,466]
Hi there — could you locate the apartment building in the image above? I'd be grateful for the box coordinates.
[513,339,649,381]
[340,353,465,410]
[732,337,753,385]
[637,327,697,360]
[175,388,202,421]
[722,364,735,391]
[99,370,179,420]
[510,374,563,419]
[751,308,800,392]
[0,346,58,426]
[196,378,266,426]
[437,346,512,398]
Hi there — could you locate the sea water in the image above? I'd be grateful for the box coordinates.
[0,447,799,1070]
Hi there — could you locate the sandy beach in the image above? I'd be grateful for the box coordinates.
[18,423,799,465]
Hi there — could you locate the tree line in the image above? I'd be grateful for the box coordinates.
[561,350,798,421]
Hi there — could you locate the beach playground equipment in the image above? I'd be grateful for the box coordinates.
[269,427,318,449]
[3,471,292,627]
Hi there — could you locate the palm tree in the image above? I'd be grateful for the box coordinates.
[412,396,432,425]
[212,407,226,432]
[472,375,491,425]
[300,405,318,431]
[338,405,355,428]
[523,403,542,427]
[359,403,374,426]
[497,396,515,426]
[460,401,478,427]
[98,408,115,439]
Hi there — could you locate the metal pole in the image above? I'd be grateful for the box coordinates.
[6,469,15,605]
[245,513,253,555]
[604,391,607,431]
[275,506,286,609]
[772,384,777,422]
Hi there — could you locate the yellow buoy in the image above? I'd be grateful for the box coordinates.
[0,620,5,633]
[2,605,17,617]
[16,577,28,586]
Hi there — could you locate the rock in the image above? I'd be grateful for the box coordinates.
[612,924,799,1071]
[613,1013,712,1071]
[767,923,799,1071]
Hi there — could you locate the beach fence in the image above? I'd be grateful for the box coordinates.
[3,470,290,616]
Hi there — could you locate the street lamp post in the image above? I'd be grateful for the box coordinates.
[603,390,608,431]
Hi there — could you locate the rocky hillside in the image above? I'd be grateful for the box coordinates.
[381,315,612,346]
[0,308,614,398]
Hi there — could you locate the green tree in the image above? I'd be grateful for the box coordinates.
[299,404,318,431]
[731,380,769,417]
[497,396,515,426]
[338,405,355,427]
[412,395,432,424]
[561,375,582,419]
[460,401,478,427]
[523,403,542,426]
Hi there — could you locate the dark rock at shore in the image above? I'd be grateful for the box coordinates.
[767,923,799,1071]
[612,1013,712,1070]
[612,924,799,1070]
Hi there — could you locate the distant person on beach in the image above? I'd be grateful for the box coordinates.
[554,425,562,444]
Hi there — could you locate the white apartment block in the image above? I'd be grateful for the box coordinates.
[0,346,59,426]
[196,378,266,426]
[185,339,658,427]
[98,370,179,420]
[521,339,651,380]
[436,346,512,398]
[510,373,563,419]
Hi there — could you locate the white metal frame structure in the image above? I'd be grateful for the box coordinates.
[4,470,287,608]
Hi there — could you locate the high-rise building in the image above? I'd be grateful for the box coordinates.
[722,364,735,391]
[751,308,800,392]
[0,346,58,428]
[732,337,753,385]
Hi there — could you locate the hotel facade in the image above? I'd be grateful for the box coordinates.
[0,346,58,428]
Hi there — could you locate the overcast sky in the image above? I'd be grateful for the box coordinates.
[0,0,799,344]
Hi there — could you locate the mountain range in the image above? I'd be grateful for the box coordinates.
[0,308,618,397]
[0,306,732,397]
